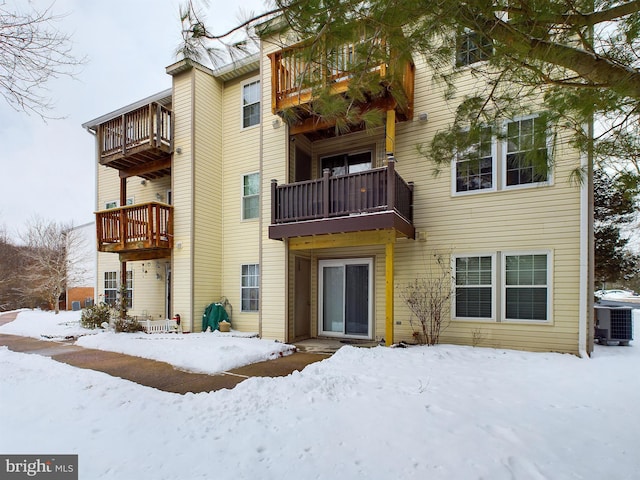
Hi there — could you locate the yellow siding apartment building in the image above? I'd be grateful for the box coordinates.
[83,29,592,355]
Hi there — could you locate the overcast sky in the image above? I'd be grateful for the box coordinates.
[0,0,267,240]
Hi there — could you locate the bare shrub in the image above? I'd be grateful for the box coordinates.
[400,252,453,346]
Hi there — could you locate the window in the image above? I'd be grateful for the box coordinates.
[321,151,372,176]
[241,264,259,312]
[104,271,117,305]
[454,127,494,193]
[456,30,492,67]
[454,256,494,319]
[242,173,259,220]
[504,116,549,187]
[103,271,132,308]
[125,270,133,309]
[104,198,133,210]
[504,253,549,321]
[242,80,260,128]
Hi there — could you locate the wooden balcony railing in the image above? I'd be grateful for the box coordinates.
[99,103,172,159]
[96,103,173,180]
[96,202,173,256]
[269,38,414,118]
[269,159,414,240]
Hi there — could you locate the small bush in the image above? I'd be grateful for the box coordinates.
[81,303,113,329]
[113,316,144,333]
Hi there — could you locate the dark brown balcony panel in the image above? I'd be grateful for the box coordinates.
[269,159,414,240]
[96,103,172,180]
[96,202,173,260]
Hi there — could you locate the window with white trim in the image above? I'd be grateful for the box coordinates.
[456,30,492,67]
[504,116,549,187]
[104,198,133,210]
[454,127,494,193]
[454,255,494,319]
[104,271,117,305]
[242,79,260,128]
[241,264,259,312]
[242,173,259,220]
[125,270,133,309]
[103,271,132,308]
[504,253,549,321]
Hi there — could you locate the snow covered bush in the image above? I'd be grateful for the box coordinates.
[113,317,144,333]
[80,303,113,329]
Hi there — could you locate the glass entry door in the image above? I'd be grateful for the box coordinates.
[319,258,372,338]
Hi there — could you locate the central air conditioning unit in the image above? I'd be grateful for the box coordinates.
[594,305,633,346]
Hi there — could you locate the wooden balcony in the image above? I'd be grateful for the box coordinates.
[268,38,415,131]
[96,202,173,261]
[96,103,172,180]
[269,159,414,240]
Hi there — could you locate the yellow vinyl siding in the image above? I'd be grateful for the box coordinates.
[170,68,195,331]
[219,73,261,332]
[386,55,582,353]
[191,68,225,331]
[260,43,289,341]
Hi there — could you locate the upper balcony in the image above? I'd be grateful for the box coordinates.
[95,102,173,180]
[96,202,173,261]
[268,38,415,135]
[269,159,414,241]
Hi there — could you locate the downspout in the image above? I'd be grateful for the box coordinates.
[258,41,264,338]
[84,125,101,307]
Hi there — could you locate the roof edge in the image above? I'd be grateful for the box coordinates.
[82,88,172,131]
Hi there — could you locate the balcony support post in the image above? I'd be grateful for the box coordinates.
[120,260,127,319]
[322,168,330,218]
[385,109,396,156]
[385,240,395,346]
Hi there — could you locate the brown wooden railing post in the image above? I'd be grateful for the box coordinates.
[155,103,162,148]
[148,203,154,246]
[149,104,154,148]
[387,156,396,211]
[271,179,278,224]
[408,181,414,222]
[322,168,330,217]
[120,114,126,156]
[119,177,127,248]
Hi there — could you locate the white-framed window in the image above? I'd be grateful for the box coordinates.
[451,251,552,324]
[242,79,260,129]
[242,172,260,220]
[503,252,551,322]
[502,115,551,188]
[104,198,134,209]
[241,264,259,312]
[125,270,133,309]
[453,255,495,320]
[104,271,117,305]
[453,126,495,194]
[456,30,492,67]
[103,271,132,308]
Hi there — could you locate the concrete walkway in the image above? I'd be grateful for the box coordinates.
[0,312,330,395]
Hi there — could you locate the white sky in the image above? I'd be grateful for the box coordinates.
[0,0,268,240]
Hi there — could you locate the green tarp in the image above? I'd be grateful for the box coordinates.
[202,303,229,331]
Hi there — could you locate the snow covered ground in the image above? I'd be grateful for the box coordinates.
[1,310,640,479]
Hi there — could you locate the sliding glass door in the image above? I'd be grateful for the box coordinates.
[319,258,372,338]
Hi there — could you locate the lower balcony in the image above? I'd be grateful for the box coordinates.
[269,159,414,240]
[96,202,173,261]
